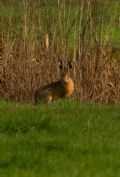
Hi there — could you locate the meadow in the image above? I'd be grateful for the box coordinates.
[0,99,120,177]
[0,2,120,176]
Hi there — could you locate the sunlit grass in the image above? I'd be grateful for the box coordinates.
[0,100,120,177]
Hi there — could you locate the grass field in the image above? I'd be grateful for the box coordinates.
[0,2,120,175]
[0,99,120,177]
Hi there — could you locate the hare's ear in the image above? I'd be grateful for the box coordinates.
[68,61,73,69]
[58,60,63,70]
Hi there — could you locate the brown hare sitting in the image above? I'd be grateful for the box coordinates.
[34,61,74,104]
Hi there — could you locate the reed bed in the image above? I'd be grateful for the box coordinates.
[0,0,120,104]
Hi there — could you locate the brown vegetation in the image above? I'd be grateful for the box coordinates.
[0,0,120,104]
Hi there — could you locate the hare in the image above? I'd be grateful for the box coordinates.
[34,61,74,104]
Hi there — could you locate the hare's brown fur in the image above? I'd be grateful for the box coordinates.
[34,61,74,103]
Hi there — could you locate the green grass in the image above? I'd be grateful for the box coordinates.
[0,99,120,177]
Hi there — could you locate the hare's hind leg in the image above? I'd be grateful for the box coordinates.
[44,95,52,103]
[34,88,53,104]
[34,95,52,104]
